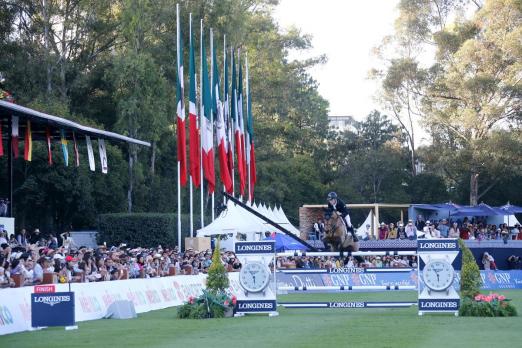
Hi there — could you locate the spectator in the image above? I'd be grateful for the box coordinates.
[361,224,371,241]
[397,222,407,240]
[507,255,521,270]
[29,229,43,245]
[378,222,388,240]
[415,215,426,231]
[405,220,416,240]
[16,229,28,247]
[0,199,7,217]
[482,252,492,270]
[449,222,460,238]
[0,231,8,245]
[387,223,398,240]
[438,219,449,238]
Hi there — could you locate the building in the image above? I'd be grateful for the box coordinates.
[328,115,356,132]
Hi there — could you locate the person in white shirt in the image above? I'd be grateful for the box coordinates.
[405,220,416,240]
[0,230,8,245]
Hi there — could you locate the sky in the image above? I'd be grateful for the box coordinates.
[273,0,400,120]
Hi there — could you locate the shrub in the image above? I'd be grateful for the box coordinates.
[96,213,191,248]
[459,239,482,299]
[206,240,229,293]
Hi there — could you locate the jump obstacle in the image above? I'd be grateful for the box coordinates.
[276,249,419,310]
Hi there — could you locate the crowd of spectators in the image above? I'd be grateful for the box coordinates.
[276,255,418,269]
[355,215,522,241]
[0,228,243,289]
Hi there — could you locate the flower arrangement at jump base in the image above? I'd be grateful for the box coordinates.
[458,240,517,317]
[177,241,236,319]
[460,292,517,317]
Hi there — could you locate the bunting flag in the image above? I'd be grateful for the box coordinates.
[11,116,19,158]
[246,58,257,200]
[60,129,69,166]
[238,52,247,196]
[189,16,200,188]
[45,127,52,165]
[23,120,32,161]
[72,132,80,167]
[201,27,215,194]
[224,43,233,179]
[231,51,246,196]
[86,135,95,171]
[176,10,187,187]
[98,139,108,174]
[212,39,233,194]
[0,122,4,157]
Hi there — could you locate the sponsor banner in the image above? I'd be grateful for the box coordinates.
[276,271,418,289]
[235,300,277,313]
[280,301,415,309]
[417,239,459,252]
[235,241,275,255]
[277,270,522,290]
[31,292,74,327]
[34,285,55,294]
[418,299,460,311]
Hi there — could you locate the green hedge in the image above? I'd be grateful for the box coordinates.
[96,213,193,248]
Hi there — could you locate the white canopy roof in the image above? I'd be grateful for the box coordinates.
[196,200,301,237]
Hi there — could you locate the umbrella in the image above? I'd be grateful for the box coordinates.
[498,203,522,215]
[477,203,504,216]
[263,233,307,252]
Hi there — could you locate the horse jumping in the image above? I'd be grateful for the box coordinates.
[322,212,359,252]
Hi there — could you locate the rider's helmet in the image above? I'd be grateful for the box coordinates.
[327,192,337,201]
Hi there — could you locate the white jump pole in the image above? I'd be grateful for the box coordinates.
[278,285,417,292]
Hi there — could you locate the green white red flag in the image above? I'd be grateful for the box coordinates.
[201,28,215,193]
[176,10,187,187]
[189,16,200,188]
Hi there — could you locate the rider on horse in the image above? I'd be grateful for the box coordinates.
[326,192,358,242]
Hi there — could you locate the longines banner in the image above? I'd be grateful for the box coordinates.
[234,241,277,315]
[417,238,461,315]
[31,292,75,327]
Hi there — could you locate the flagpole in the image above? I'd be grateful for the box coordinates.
[229,46,235,195]
[176,3,182,250]
[246,52,251,203]
[189,13,194,238]
[200,19,204,229]
[210,28,215,221]
[223,33,227,204]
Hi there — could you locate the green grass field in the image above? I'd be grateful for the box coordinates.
[1,291,521,348]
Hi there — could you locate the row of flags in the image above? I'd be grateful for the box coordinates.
[177,13,257,201]
[0,117,108,173]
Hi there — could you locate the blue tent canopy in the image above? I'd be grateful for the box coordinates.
[263,234,308,252]
[498,203,522,215]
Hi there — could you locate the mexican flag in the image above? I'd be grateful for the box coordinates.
[231,50,245,196]
[212,41,233,194]
[176,12,187,187]
[201,28,215,193]
[224,46,234,181]
[189,17,200,188]
[246,59,257,200]
[237,57,248,196]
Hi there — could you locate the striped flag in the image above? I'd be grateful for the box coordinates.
[201,27,215,193]
[60,129,69,166]
[98,139,108,174]
[86,135,95,171]
[46,127,52,165]
[246,57,257,200]
[232,51,246,196]
[11,116,19,158]
[189,15,200,188]
[212,39,233,193]
[224,43,233,179]
[238,52,247,196]
[72,132,80,167]
[176,10,187,186]
[23,120,32,161]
